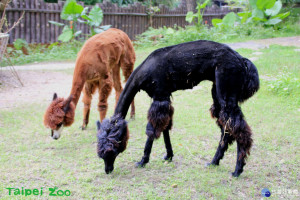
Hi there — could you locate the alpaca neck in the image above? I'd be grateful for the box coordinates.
[69,67,86,107]
[114,71,140,118]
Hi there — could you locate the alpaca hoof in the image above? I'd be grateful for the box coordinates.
[205,162,218,168]
[130,114,135,120]
[80,125,86,130]
[163,155,173,161]
[205,162,212,168]
[231,172,241,177]
[135,162,146,168]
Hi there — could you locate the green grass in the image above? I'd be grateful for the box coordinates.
[0,44,299,199]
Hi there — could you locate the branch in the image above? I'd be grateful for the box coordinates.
[5,11,25,34]
[0,0,11,32]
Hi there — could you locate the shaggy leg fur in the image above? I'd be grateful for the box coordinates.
[232,122,252,177]
[208,84,235,166]
[136,100,174,167]
[98,78,113,121]
[209,126,235,166]
[213,69,253,177]
[81,82,97,130]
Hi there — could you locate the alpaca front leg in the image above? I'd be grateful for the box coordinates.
[163,129,173,161]
[81,83,94,130]
[98,78,112,121]
[130,100,135,119]
[81,105,90,130]
[135,136,154,167]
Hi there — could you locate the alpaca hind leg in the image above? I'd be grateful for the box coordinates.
[98,78,112,121]
[232,120,253,177]
[81,82,96,130]
[218,102,253,177]
[121,58,135,119]
[208,83,235,165]
[112,66,122,108]
[214,67,253,176]
[208,127,235,166]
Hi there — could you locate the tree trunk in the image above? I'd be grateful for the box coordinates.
[186,0,196,12]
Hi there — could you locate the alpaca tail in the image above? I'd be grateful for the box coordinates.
[240,58,260,102]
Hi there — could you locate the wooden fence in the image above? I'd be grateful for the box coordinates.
[3,0,232,44]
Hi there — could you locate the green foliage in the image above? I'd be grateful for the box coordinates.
[49,0,108,42]
[49,0,84,42]
[244,0,290,26]
[44,0,101,5]
[185,0,210,30]
[0,40,83,67]
[212,12,239,30]
[79,5,111,36]
[135,17,300,49]
[13,39,28,50]
[267,67,300,97]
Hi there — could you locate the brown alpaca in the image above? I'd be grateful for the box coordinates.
[44,28,136,139]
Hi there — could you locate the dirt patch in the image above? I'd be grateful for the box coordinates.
[228,36,300,50]
[0,70,73,109]
[0,36,299,110]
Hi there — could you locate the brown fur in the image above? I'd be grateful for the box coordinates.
[147,101,174,139]
[44,28,136,133]
[43,97,75,130]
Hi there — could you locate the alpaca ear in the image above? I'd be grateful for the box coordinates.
[53,93,58,101]
[63,95,73,113]
[96,120,101,131]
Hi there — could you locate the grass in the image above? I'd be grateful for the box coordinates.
[0,44,299,199]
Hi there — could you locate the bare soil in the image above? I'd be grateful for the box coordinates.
[0,36,299,110]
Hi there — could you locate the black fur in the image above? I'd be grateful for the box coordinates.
[97,114,129,174]
[147,100,174,139]
[97,40,259,177]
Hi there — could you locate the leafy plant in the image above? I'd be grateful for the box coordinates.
[49,0,84,42]
[13,39,28,50]
[79,5,111,36]
[267,67,300,97]
[185,0,210,30]
[239,0,290,26]
[212,12,240,29]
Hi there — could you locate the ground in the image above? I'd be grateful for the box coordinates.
[0,37,299,199]
[1,36,299,109]
[0,36,299,109]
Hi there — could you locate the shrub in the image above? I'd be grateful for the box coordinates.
[267,67,300,98]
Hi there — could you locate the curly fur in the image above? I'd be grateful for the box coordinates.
[97,114,129,158]
[147,101,174,139]
[43,96,75,130]
[44,28,135,134]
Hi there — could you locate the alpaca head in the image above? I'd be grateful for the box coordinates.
[43,93,75,140]
[96,114,129,174]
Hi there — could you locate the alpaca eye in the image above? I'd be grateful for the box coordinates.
[57,122,63,128]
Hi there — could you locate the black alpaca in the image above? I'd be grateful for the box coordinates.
[97,40,259,176]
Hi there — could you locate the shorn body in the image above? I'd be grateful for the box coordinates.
[44,28,136,139]
[97,40,259,176]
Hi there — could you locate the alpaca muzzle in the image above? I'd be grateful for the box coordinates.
[51,125,64,140]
